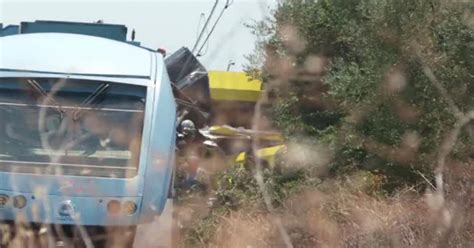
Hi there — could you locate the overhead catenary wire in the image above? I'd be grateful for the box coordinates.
[196,13,207,42]
[197,0,234,57]
[191,0,219,55]
[176,0,219,82]
[196,13,210,56]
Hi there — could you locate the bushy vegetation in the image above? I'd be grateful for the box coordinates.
[249,0,474,192]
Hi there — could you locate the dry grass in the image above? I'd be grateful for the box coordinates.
[178,160,474,248]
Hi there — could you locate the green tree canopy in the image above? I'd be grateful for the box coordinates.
[248,0,474,192]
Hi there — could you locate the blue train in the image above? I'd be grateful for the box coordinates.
[0,20,210,246]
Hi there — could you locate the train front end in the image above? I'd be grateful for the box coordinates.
[0,28,176,243]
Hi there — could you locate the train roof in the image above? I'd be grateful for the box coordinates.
[0,32,155,79]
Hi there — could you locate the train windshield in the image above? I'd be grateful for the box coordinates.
[0,78,146,178]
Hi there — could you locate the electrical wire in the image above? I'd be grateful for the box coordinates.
[191,0,219,54]
[196,13,210,56]
[196,13,206,42]
[196,0,233,57]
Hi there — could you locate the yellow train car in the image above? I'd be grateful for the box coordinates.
[207,71,263,128]
[208,71,263,102]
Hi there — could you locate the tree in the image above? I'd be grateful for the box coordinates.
[248,0,474,193]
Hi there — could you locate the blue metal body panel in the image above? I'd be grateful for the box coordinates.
[0,33,153,80]
[0,20,142,46]
[0,190,142,226]
[0,30,176,226]
[19,21,128,42]
[139,63,177,222]
[0,25,19,37]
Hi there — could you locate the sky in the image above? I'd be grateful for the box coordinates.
[0,0,277,71]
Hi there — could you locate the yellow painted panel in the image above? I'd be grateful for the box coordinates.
[208,71,263,102]
[211,88,262,102]
[208,126,238,136]
[235,145,286,166]
[207,126,284,142]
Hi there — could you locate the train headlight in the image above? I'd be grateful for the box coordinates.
[13,195,27,209]
[122,201,137,215]
[107,200,121,214]
[0,194,9,206]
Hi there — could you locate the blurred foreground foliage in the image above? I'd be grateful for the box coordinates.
[246,0,474,193]
[180,1,474,247]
